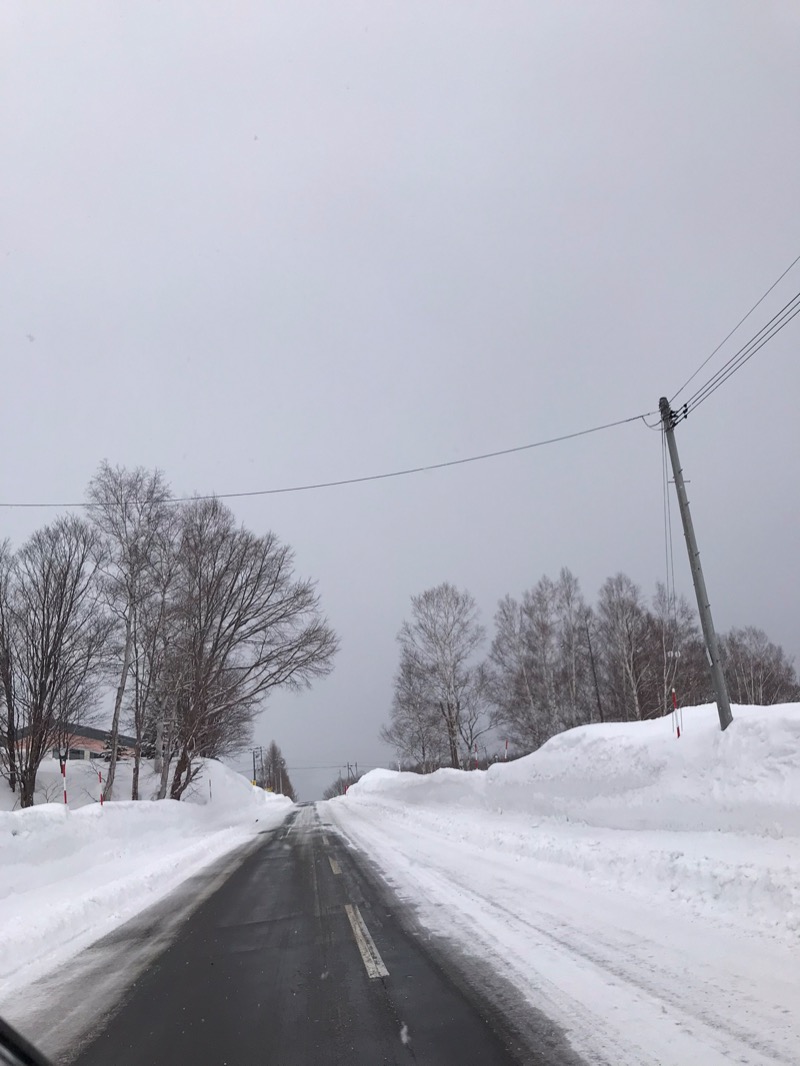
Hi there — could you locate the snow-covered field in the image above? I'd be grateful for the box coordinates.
[0,758,292,1005]
[325,704,800,1066]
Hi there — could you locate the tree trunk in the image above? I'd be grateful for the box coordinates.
[19,767,36,809]
[1,667,17,792]
[625,657,643,720]
[153,704,163,775]
[440,701,460,768]
[103,617,133,802]
[132,740,140,801]
[158,748,171,799]
[5,721,17,793]
[156,715,173,799]
[170,745,189,799]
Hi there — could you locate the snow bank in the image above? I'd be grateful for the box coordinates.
[0,758,292,1001]
[327,705,800,1065]
[336,704,800,937]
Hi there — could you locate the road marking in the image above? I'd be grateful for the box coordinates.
[322,834,329,846]
[344,904,389,979]
[328,856,341,875]
[310,848,321,919]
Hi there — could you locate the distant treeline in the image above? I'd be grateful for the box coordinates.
[381,571,799,771]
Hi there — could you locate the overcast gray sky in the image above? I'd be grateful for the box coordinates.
[2,1,799,798]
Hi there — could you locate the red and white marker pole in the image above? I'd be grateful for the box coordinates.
[505,739,508,761]
[98,769,104,806]
[61,756,67,805]
[672,687,680,739]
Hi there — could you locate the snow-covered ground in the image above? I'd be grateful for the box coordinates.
[325,704,800,1066]
[0,757,292,1005]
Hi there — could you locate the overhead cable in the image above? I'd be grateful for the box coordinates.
[670,251,800,404]
[0,411,655,509]
[681,290,800,417]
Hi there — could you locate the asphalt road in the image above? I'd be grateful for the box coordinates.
[62,804,582,1066]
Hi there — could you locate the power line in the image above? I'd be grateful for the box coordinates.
[285,764,381,771]
[670,251,800,404]
[678,290,800,418]
[231,762,382,774]
[0,411,654,510]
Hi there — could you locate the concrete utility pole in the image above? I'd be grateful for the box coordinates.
[659,397,733,731]
[251,745,264,785]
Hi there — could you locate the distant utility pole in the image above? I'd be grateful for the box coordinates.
[252,745,264,784]
[659,397,733,731]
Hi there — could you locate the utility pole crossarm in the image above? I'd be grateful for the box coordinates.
[659,397,733,732]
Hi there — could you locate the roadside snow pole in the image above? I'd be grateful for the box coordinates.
[60,750,67,805]
[505,739,508,761]
[474,745,478,770]
[671,688,683,739]
[98,769,104,806]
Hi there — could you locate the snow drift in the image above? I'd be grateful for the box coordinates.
[0,758,292,1002]
[338,704,800,936]
[327,704,800,1066]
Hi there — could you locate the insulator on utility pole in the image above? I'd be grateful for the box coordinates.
[659,397,733,731]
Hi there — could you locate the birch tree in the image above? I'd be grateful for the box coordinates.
[0,517,109,807]
[596,573,650,721]
[646,583,709,716]
[487,570,592,750]
[485,594,542,750]
[381,647,446,772]
[87,463,172,801]
[167,498,338,798]
[553,568,592,730]
[126,511,180,799]
[721,627,799,705]
[397,583,484,769]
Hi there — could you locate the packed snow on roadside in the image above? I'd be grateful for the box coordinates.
[0,758,292,1004]
[325,703,800,1066]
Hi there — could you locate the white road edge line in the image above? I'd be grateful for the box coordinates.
[328,856,342,875]
[344,903,389,979]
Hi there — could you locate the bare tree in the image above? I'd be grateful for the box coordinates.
[126,514,181,800]
[322,770,363,799]
[596,573,651,721]
[259,739,296,799]
[485,593,543,750]
[456,664,496,767]
[553,568,592,731]
[0,542,19,793]
[0,517,110,807]
[398,583,484,769]
[87,463,173,800]
[487,570,593,752]
[721,627,799,705]
[167,498,338,798]
[644,583,711,716]
[380,647,446,772]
